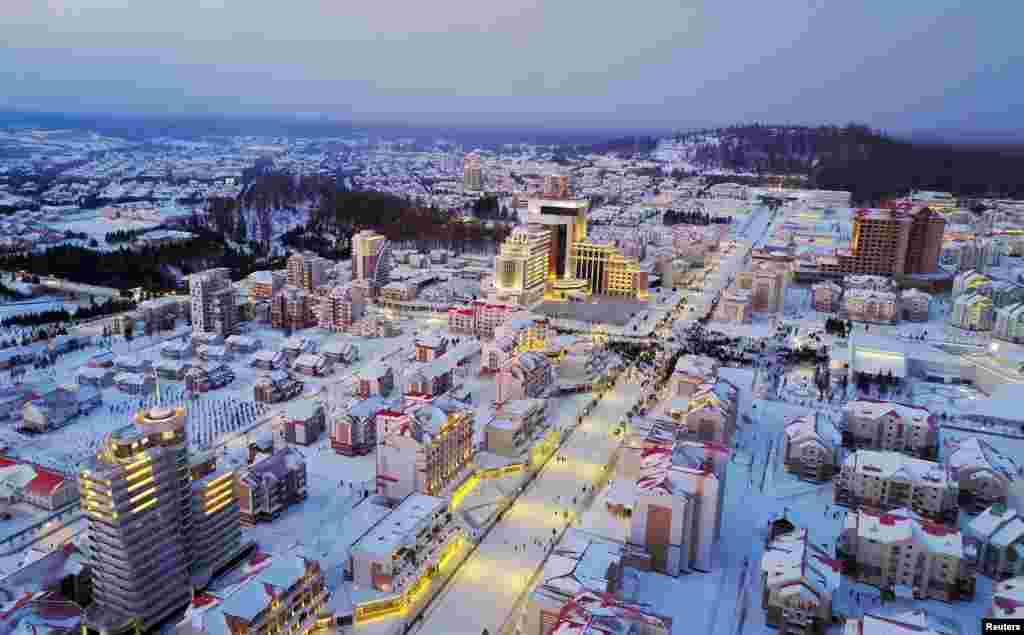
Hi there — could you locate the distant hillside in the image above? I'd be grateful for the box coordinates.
[671,124,1024,203]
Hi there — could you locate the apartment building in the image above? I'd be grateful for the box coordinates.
[901,289,932,322]
[760,518,839,635]
[190,268,238,338]
[842,401,938,459]
[610,438,728,574]
[670,378,739,446]
[318,284,364,331]
[236,447,307,526]
[375,398,475,502]
[844,289,899,323]
[79,405,243,634]
[286,251,330,292]
[351,494,463,624]
[944,436,1019,511]
[968,504,1024,580]
[176,552,330,635]
[482,312,549,372]
[994,302,1024,343]
[950,291,994,331]
[837,508,973,601]
[811,281,842,312]
[270,286,315,331]
[485,398,549,460]
[273,400,325,446]
[414,333,449,362]
[463,153,483,191]
[496,351,554,404]
[352,230,391,289]
[735,262,787,314]
[817,206,945,277]
[246,270,284,302]
[782,415,839,481]
[837,450,957,522]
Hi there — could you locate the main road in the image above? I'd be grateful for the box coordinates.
[412,377,642,635]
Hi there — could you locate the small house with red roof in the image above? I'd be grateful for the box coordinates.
[0,456,78,510]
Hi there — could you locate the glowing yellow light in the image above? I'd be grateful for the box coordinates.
[132,498,159,515]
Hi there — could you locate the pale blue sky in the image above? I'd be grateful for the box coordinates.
[1,1,1020,132]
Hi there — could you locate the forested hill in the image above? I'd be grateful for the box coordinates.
[674,124,1024,203]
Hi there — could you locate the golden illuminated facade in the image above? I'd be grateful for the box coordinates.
[572,242,649,299]
[494,225,551,305]
[80,405,242,635]
[494,197,648,303]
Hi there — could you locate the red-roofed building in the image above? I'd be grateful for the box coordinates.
[0,455,77,510]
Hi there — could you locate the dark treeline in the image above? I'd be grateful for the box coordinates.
[0,297,135,328]
[471,195,513,220]
[585,136,660,157]
[104,228,148,244]
[0,228,261,289]
[675,124,1024,203]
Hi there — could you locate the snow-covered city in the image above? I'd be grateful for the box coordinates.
[1,122,1024,635]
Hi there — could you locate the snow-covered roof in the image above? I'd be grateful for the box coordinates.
[350,494,446,560]
[761,524,840,599]
[944,436,1018,482]
[847,508,962,557]
[843,450,947,487]
[845,400,934,428]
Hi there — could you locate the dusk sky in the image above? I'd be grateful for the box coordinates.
[2,1,1021,133]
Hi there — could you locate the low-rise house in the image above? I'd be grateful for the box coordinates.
[281,335,316,360]
[292,353,331,377]
[968,503,1024,580]
[160,339,193,359]
[321,340,358,365]
[0,456,78,510]
[273,400,325,446]
[113,355,150,374]
[547,591,671,635]
[842,401,938,459]
[781,415,839,481]
[250,349,286,370]
[195,344,231,363]
[155,359,193,380]
[991,576,1024,620]
[224,334,260,354]
[254,371,304,403]
[236,447,308,525]
[86,351,115,368]
[836,450,957,522]
[760,517,839,635]
[837,508,974,601]
[191,332,223,348]
[114,371,153,394]
[358,365,393,398]
[185,364,235,393]
[944,436,1019,512]
[75,365,115,388]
